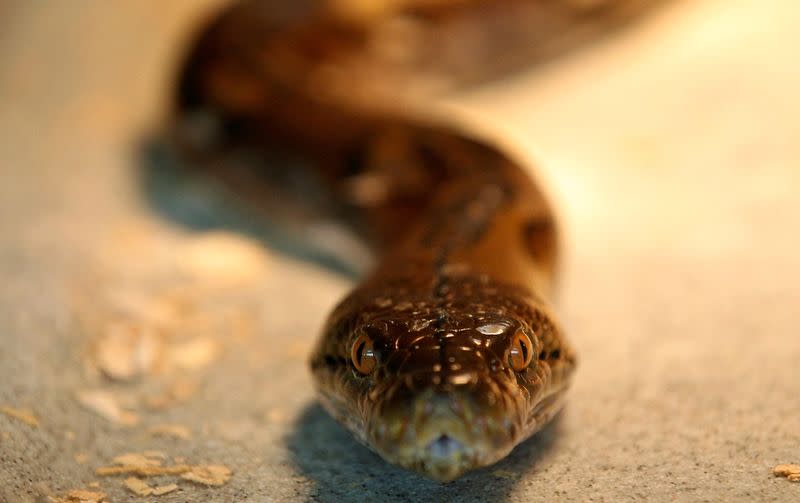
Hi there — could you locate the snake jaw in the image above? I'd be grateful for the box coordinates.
[359,380,523,481]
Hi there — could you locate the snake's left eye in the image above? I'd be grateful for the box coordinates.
[351,333,376,374]
[508,330,533,371]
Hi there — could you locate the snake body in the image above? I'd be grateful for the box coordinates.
[174,0,656,482]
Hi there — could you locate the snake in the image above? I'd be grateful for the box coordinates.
[171,0,658,482]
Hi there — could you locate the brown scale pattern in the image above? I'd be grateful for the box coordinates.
[162,0,663,482]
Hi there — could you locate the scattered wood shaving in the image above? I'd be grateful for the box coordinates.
[167,337,220,370]
[181,465,232,486]
[96,464,191,477]
[145,378,198,410]
[774,464,800,482]
[49,489,107,503]
[87,482,100,488]
[152,483,179,495]
[104,288,181,327]
[0,406,40,427]
[124,477,153,496]
[76,390,139,426]
[74,452,90,464]
[179,233,269,285]
[95,322,161,381]
[112,452,163,467]
[148,423,191,439]
[68,490,106,503]
[96,454,231,490]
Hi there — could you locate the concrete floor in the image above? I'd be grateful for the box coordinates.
[1,1,799,501]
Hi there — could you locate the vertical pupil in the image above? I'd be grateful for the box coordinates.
[356,341,366,365]
[519,338,528,362]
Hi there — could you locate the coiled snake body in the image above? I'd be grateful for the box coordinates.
[174,0,655,482]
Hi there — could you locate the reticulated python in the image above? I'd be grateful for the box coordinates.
[172,0,657,482]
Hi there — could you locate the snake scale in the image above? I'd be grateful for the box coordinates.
[172,0,658,482]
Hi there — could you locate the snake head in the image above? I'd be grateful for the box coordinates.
[309,280,576,481]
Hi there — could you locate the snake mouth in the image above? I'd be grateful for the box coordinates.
[363,386,519,482]
[419,434,474,482]
[426,434,463,460]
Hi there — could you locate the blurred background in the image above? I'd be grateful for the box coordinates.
[0,1,798,502]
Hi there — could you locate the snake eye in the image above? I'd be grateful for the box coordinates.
[351,333,376,375]
[508,330,533,371]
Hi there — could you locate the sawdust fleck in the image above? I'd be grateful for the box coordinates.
[0,406,39,427]
[76,390,139,426]
[124,477,153,496]
[145,377,198,410]
[148,423,192,439]
[774,464,800,482]
[96,464,191,477]
[103,288,182,327]
[49,489,107,502]
[179,232,269,285]
[167,336,220,369]
[152,483,179,495]
[74,452,90,464]
[112,452,164,467]
[94,321,161,380]
[181,464,233,486]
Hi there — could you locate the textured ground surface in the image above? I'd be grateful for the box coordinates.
[1,1,799,502]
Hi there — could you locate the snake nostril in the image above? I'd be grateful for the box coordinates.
[425,434,463,460]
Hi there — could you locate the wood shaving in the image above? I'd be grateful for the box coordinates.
[76,390,139,426]
[181,465,232,486]
[48,489,107,503]
[148,423,192,439]
[145,377,198,410]
[112,452,163,467]
[104,288,181,327]
[67,490,106,503]
[124,477,153,496]
[774,464,800,482]
[179,232,269,285]
[167,337,220,370]
[96,464,192,477]
[96,453,231,489]
[74,452,90,464]
[152,483,179,495]
[94,321,161,381]
[0,406,40,427]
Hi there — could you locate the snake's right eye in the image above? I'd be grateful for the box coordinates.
[508,330,534,371]
[351,333,376,374]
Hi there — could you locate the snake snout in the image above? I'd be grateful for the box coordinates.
[425,434,464,460]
